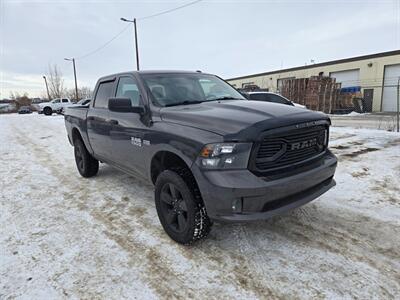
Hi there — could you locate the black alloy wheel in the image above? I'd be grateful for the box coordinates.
[155,169,212,245]
[159,182,189,233]
[73,138,99,178]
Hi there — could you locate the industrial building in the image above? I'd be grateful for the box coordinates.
[227,50,400,112]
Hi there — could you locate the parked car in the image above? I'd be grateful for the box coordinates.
[247,92,306,108]
[18,106,32,114]
[38,98,73,115]
[76,98,91,106]
[64,71,337,245]
[60,99,91,115]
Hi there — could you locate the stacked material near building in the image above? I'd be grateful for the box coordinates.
[227,50,400,112]
[280,76,338,113]
[279,76,363,113]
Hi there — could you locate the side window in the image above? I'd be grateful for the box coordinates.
[249,93,267,101]
[268,95,290,105]
[62,99,69,103]
[94,81,114,108]
[116,76,141,106]
[53,99,60,103]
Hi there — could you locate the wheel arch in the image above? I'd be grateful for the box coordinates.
[150,150,193,185]
[70,126,93,155]
[71,127,83,144]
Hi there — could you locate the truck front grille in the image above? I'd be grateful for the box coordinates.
[252,125,328,172]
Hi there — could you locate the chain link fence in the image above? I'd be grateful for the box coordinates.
[238,76,400,132]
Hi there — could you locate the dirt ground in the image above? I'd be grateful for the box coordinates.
[1,114,399,299]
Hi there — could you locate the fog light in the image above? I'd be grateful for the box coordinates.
[201,158,220,167]
[232,197,243,213]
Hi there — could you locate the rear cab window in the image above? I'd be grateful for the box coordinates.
[250,93,291,105]
[249,93,268,101]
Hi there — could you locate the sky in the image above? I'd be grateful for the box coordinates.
[0,0,399,98]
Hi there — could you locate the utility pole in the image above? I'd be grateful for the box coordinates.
[42,75,51,101]
[120,17,140,70]
[64,58,79,101]
[397,77,400,132]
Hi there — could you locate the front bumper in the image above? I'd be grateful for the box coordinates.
[191,150,337,222]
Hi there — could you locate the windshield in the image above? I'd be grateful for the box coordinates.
[141,73,245,107]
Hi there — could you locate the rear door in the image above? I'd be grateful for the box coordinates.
[61,98,70,108]
[108,75,148,177]
[87,79,115,160]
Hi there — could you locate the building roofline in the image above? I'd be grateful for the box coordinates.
[226,49,400,81]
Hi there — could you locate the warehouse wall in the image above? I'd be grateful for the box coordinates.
[227,53,400,112]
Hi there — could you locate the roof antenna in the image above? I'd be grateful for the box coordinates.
[196,70,202,73]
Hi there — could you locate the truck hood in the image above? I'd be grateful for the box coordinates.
[160,100,329,141]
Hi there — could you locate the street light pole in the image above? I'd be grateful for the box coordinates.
[133,18,140,71]
[42,75,51,101]
[64,57,79,101]
[120,17,140,70]
[397,77,399,132]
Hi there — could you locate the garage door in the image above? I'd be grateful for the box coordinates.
[382,64,400,112]
[330,69,360,88]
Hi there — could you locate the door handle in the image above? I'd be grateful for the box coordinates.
[87,116,95,121]
[109,119,119,125]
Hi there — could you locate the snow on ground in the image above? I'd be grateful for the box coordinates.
[1,113,399,299]
[330,113,398,131]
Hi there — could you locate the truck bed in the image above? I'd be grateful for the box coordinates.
[64,106,89,146]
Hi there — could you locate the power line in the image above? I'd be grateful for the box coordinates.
[75,24,131,60]
[73,0,203,61]
[138,0,203,20]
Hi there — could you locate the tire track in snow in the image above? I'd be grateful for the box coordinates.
[5,115,400,299]
[10,119,281,299]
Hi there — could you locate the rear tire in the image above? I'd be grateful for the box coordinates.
[43,107,52,116]
[155,169,212,245]
[74,138,99,178]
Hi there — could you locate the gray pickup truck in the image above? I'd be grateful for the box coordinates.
[64,70,337,244]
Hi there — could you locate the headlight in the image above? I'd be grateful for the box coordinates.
[196,143,252,169]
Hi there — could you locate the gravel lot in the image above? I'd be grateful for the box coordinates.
[1,114,399,299]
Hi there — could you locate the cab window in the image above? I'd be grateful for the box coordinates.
[94,81,114,108]
[116,76,141,107]
[248,93,267,101]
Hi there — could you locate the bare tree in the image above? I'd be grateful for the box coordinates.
[47,64,66,99]
[66,86,93,101]
[78,86,93,99]
[10,91,31,108]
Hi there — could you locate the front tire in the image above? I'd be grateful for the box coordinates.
[155,169,212,245]
[74,138,99,178]
[43,107,52,116]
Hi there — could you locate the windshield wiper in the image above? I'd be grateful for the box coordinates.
[207,96,243,101]
[164,100,204,107]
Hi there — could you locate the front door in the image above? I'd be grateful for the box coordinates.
[52,99,61,111]
[363,89,373,112]
[108,75,148,178]
[87,80,115,160]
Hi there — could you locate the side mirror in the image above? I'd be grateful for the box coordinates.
[108,98,145,114]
